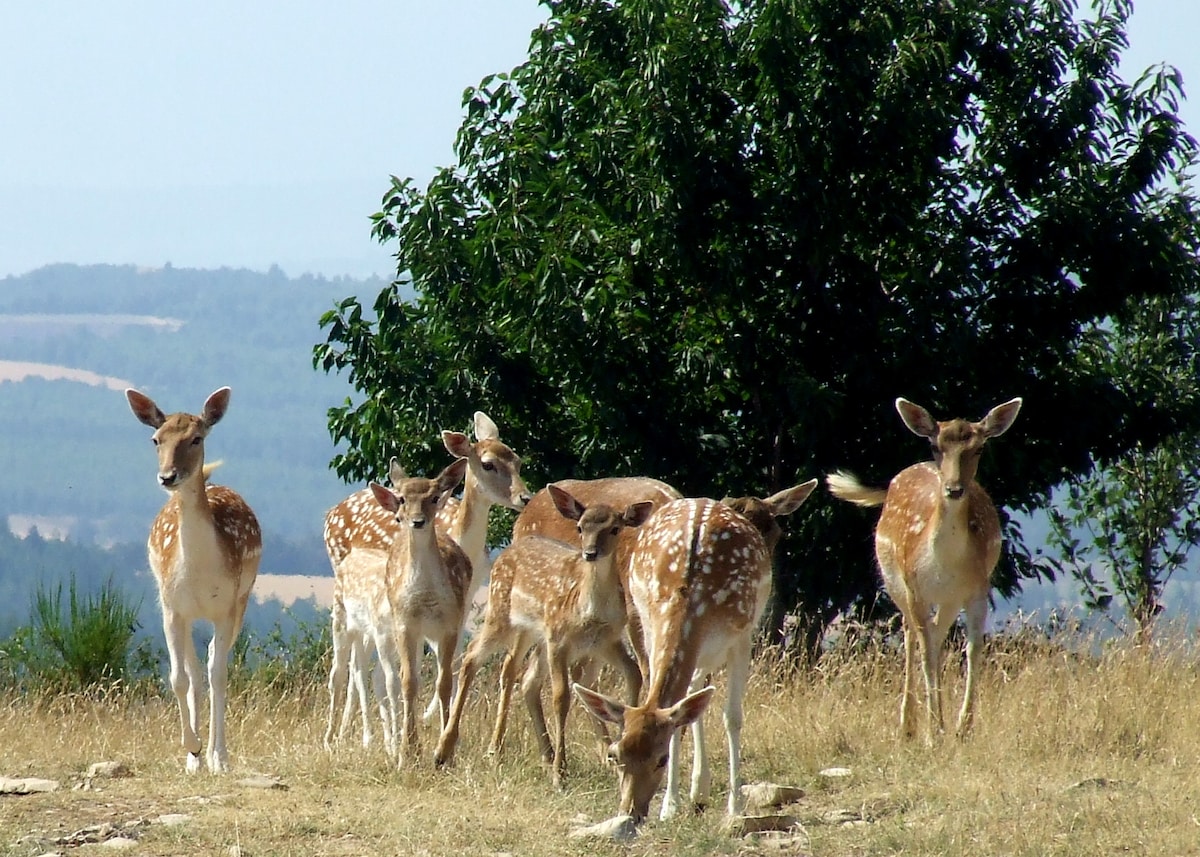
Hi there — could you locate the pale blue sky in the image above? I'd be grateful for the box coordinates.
[0,2,1195,280]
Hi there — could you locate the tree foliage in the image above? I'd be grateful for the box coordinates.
[1044,295,1200,642]
[316,0,1200,652]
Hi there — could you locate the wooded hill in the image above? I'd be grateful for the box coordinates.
[0,263,414,630]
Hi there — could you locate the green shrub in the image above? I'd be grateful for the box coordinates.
[0,574,157,693]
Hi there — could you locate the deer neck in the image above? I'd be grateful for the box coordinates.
[641,601,701,708]
[575,551,625,625]
[389,522,443,588]
[450,472,491,570]
[928,477,977,560]
[173,468,218,542]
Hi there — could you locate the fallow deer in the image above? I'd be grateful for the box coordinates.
[826,397,1022,741]
[322,412,530,748]
[510,476,681,680]
[434,485,655,789]
[360,457,472,766]
[574,480,818,823]
[125,387,262,774]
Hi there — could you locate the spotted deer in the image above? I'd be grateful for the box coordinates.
[574,480,818,823]
[125,387,262,774]
[323,412,531,748]
[361,457,472,766]
[434,485,655,788]
[826,397,1022,741]
[511,476,681,678]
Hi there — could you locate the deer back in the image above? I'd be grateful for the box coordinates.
[626,498,772,703]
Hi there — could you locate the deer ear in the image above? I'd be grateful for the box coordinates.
[981,398,1023,438]
[624,501,656,528]
[573,683,627,726]
[896,398,938,438]
[665,686,716,730]
[201,387,232,428]
[764,479,818,517]
[473,411,500,442]
[442,430,472,459]
[548,484,585,521]
[388,457,407,486]
[369,481,399,513]
[439,457,469,493]
[126,389,166,429]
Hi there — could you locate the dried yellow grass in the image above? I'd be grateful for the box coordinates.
[3,633,1200,856]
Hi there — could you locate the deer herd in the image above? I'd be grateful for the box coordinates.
[125,387,1022,826]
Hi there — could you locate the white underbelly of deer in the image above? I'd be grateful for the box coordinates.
[156,535,247,621]
[911,521,978,604]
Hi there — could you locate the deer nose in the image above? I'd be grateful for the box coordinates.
[158,471,178,487]
[517,492,533,506]
[583,548,599,562]
[945,485,965,500]
[411,518,427,529]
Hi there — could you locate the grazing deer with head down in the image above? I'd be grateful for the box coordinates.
[574,480,818,823]
[826,397,1022,741]
[126,387,262,774]
[435,484,655,788]
[323,412,531,749]
[361,457,472,765]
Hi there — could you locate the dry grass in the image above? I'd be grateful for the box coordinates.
[4,633,1200,856]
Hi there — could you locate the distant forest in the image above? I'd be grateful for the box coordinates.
[0,263,418,633]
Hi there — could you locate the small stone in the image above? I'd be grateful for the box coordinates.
[740,782,805,810]
[818,766,852,778]
[156,814,192,826]
[0,776,60,794]
[101,837,139,850]
[569,815,638,842]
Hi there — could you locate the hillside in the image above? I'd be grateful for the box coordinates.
[0,264,406,612]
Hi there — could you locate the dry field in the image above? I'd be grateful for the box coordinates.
[3,633,1200,857]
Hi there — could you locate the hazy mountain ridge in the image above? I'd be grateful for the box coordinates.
[0,262,390,562]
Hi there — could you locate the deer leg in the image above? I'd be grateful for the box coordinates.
[488,631,533,757]
[433,630,459,730]
[548,645,573,790]
[325,618,351,750]
[397,631,421,767]
[163,611,204,773]
[899,619,919,740]
[956,595,988,737]
[912,609,943,742]
[522,647,555,765]
[722,643,752,816]
[659,725,686,820]
[374,633,401,761]
[573,658,609,761]
[435,622,505,767]
[206,619,236,774]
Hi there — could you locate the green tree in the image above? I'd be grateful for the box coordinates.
[316,0,1200,654]
[1044,295,1200,643]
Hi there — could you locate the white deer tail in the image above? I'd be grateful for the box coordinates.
[825,471,887,508]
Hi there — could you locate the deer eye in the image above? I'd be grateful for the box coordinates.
[482,461,496,471]
[610,526,619,536]
[191,436,202,446]
[656,753,670,769]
